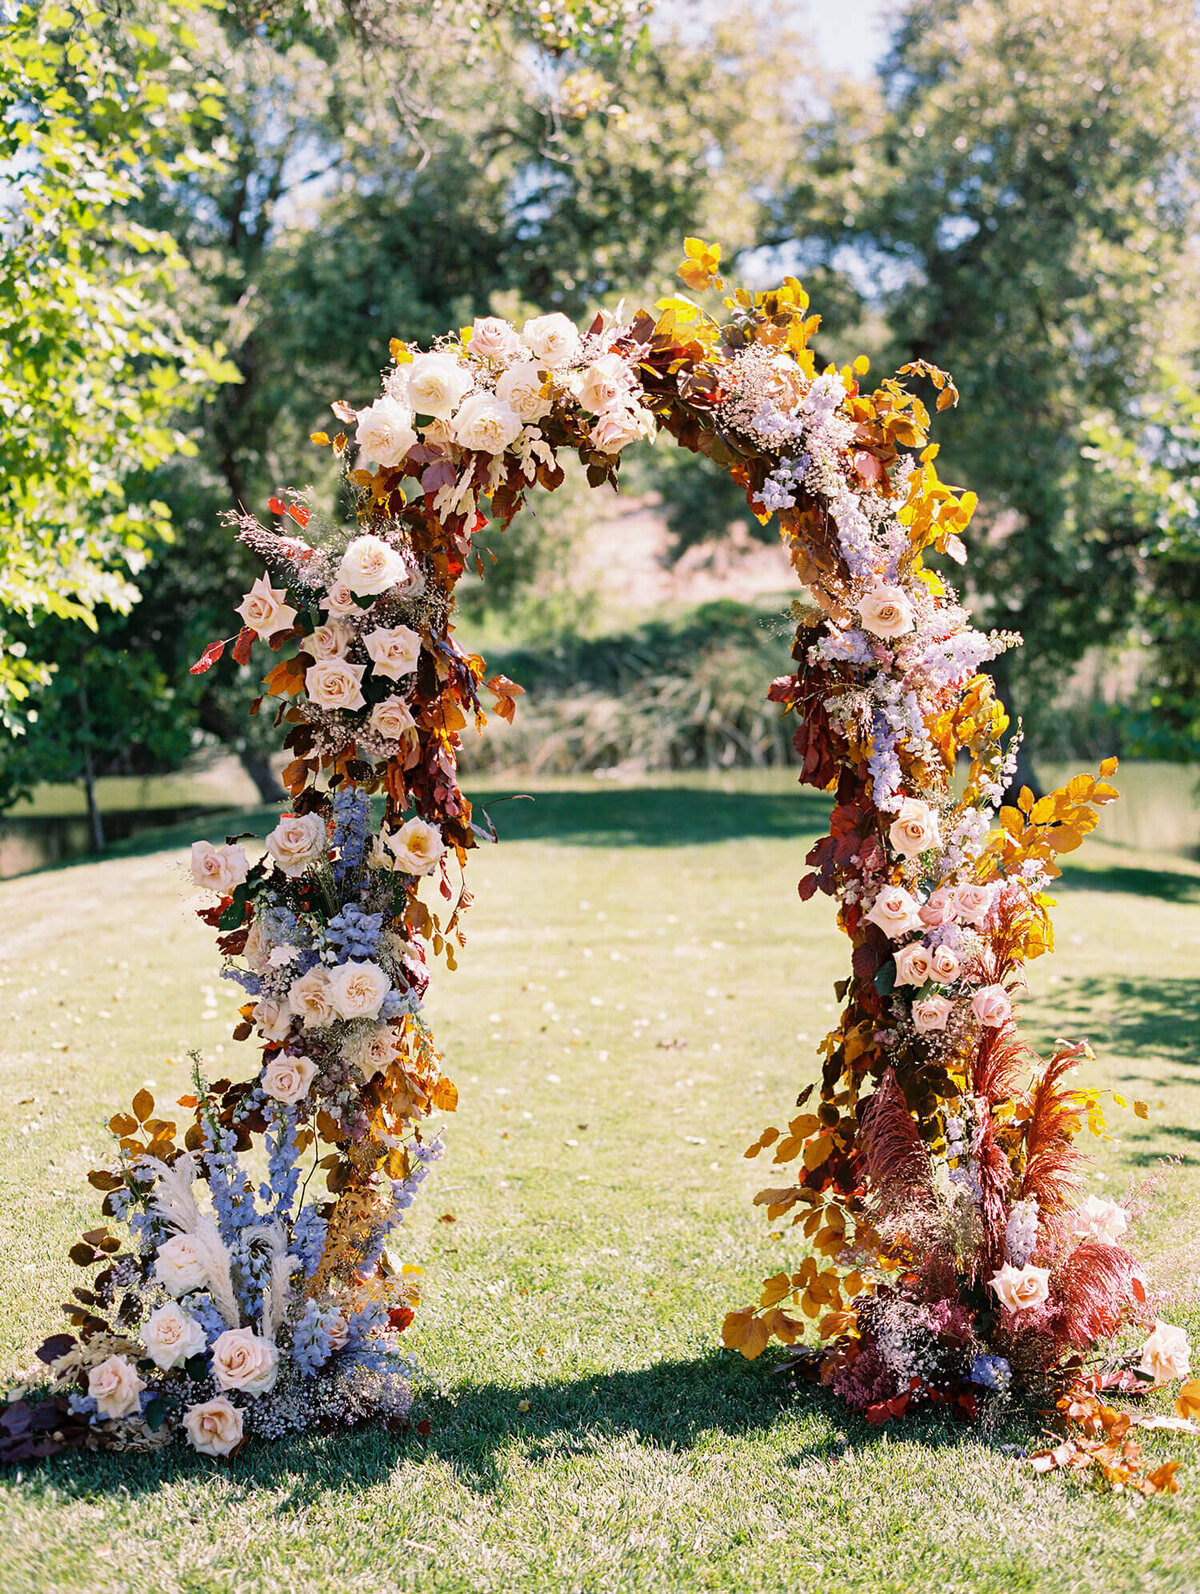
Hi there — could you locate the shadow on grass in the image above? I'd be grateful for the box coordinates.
[1057,855,1200,905]
[17,1352,1013,1506]
[470,786,830,848]
[1051,976,1200,1069]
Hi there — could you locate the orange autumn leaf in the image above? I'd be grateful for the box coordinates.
[1177,1381,1200,1421]
[721,1306,771,1360]
[430,1077,459,1112]
[263,655,306,697]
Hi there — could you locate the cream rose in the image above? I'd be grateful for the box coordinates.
[894,943,935,986]
[211,1327,279,1396]
[1070,1193,1129,1246]
[143,1302,207,1371]
[327,959,391,1021]
[243,919,272,974]
[155,1233,209,1297]
[341,1022,399,1078]
[305,657,367,712]
[337,534,407,597]
[265,811,327,878]
[496,361,553,422]
[189,841,249,896]
[369,696,416,740]
[576,352,631,414]
[971,983,1011,1028]
[522,312,580,368]
[918,887,958,928]
[364,624,421,681]
[404,351,473,418]
[888,798,942,860]
[912,994,954,1034]
[355,395,417,468]
[591,401,654,455]
[305,622,352,660]
[990,1261,1051,1313]
[953,881,995,927]
[929,944,960,982]
[288,965,336,1027]
[384,815,447,876]
[183,1395,244,1458]
[236,575,298,641]
[858,582,915,639]
[326,1313,350,1353]
[322,580,360,618]
[470,316,520,360]
[262,1053,319,1106]
[1138,1319,1191,1384]
[452,392,523,455]
[87,1354,145,1420]
[864,886,925,939]
[252,994,293,1043]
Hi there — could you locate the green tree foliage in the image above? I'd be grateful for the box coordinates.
[0,2,238,723]
[771,0,1200,750]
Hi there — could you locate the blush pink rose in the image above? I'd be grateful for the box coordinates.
[953,881,995,927]
[971,984,1011,1027]
[894,944,935,986]
[912,994,953,1033]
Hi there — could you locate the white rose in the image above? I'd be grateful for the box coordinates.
[341,1022,399,1078]
[305,622,352,661]
[953,881,995,927]
[469,316,520,360]
[327,959,391,1021]
[404,351,473,418]
[155,1232,209,1296]
[864,886,924,939]
[322,580,361,618]
[894,943,935,986]
[990,1261,1051,1313]
[384,816,447,876]
[261,1053,318,1106]
[496,360,553,421]
[183,1395,243,1457]
[971,983,1011,1028]
[858,583,915,639]
[576,352,632,414]
[355,395,417,468]
[265,811,327,878]
[452,392,523,455]
[364,624,421,681]
[888,798,942,860]
[305,657,367,712]
[143,1302,207,1371]
[211,1327,279,1396]
[369,695,416,740]
[591,401,654,455]
[337,534,407,597]
[252,994,293,1043]
[1070,1194,1129,1246]
[87,1354,145,1420]
[1138,1319,1191,1384]
[190,841,249,896]
[289,965,336,1027]
[912,994,954,1033]
[236,575,297,640]
[522,312,580,368]
[930,945,960,982]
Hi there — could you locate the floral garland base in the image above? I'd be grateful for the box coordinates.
[3,240,1191,1472]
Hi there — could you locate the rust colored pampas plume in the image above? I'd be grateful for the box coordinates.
[1019,1041,1090,1241]
[858,1067,934,1224]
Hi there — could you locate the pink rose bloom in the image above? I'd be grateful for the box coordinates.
[894,943,935,986]
[918,887,958,928]
[887,797,942,860]
[912,994,953,1033]
[990,1262,1051,1313]
[853,449,884,485]
[858,582,914,639]
[930,944,960,982]
[953,881,995,927]
[971,984,1011,1027]
[236,576,297,640]
[864,886,925,939]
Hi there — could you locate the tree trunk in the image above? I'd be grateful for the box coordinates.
[198,692,286,805]
[77,657,105,852]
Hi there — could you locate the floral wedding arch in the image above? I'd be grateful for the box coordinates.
[5,240,1191,1477]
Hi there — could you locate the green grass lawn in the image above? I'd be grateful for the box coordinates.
[0,773,1198,1593]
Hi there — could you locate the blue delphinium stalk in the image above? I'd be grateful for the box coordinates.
[330,786,372,882]
[325,904,384,961]
[203,1118,257,1232]
[292,1298,335,1375]
[259,1104,303,1222]
[291,1203,328,1275]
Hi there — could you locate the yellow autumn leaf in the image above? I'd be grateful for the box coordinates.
[758,1271,792,1309]
[1177,1381,1200,1420]
[721,1306,771,1360]
[1134,1100,1150,1120]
